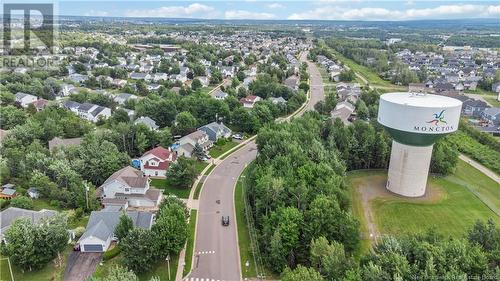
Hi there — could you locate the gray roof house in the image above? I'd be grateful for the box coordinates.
[114,93,138,105]
[1,207,57,239]
[78,210,154,252]
[481,107,500,125]
[199,122,232,142]
[135,116,159,130]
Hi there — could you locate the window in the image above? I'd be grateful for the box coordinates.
[125,188,130,192]
[155,171,158,176]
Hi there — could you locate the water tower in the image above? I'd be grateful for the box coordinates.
[377,92,462,197]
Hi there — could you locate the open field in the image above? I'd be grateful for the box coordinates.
[349,160,500,251]
[1,245,72,281]
[484,96,500,107]
[94,254,178,281]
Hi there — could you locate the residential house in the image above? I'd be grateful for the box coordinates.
[130,72,151,81]
[0,187,16,200]
[48,137,83,150]
[481,107,500,125]
[331,101,355,125]
[15,92,37,108]
[284,75,299,90]
[463,99,489,117]
[240,95,261,108]
[270,97,287,105]
[114,93,138,105]
[213,89,228,100]
[76,103,112,123]
[112,79,127,88]
[199,122,232,142]
[27,187,40,199]
[59,84,77,97]
[1,207,57,240]
[492,82,500,94]
[176,130,213,158]
[78,210,154,252]
[139,146,177,178]
[135,116,159,130]
[98,166,162,209]
[32,99,49,111]
[69,73,88,84]
[197,76,210,87]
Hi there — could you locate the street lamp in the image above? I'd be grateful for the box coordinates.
[85,183,90,210]
[165,255,171,279]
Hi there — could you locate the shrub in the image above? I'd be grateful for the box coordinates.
[0,198,10,209]
[103,245,121,261]
[74,226,85,239]
[10,196,33,209]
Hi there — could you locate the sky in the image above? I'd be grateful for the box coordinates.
[49,1,500,20]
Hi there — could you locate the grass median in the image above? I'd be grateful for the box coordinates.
[183,209,197,277]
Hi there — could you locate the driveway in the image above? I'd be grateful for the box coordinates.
[64,251,102,281]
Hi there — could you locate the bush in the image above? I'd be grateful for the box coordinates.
[10,196,33,209]
[103,245,121,261]
[74,226,85,239]
[0,198,10,209]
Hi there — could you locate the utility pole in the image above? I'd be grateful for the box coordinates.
[85,183,90,210]
[166,255,171,279]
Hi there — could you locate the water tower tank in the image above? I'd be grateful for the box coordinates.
[378,92,462,197]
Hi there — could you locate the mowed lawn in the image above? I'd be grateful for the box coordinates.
[351,161,500,239]
[209,140,239,158]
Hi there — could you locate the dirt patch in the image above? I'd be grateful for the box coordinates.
[351,172,445,243]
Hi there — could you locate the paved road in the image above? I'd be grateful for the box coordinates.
[187,143,258,281]
[185,52,325,281]
[300,51,325,112]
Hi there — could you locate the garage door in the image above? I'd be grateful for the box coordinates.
[83,244,103,252]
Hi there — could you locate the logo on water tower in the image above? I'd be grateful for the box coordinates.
[426,110,447,126]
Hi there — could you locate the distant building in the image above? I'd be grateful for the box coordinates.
[139,146,177,178]
[199,122,232,142]
[240,95,261,108]
[135,116,159,130]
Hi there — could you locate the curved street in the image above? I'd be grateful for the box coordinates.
[185,52,324,281]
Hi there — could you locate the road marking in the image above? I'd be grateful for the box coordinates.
[196,250,216,254]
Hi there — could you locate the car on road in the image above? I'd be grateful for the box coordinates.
[221,215,230,226]
[232,133,243,140]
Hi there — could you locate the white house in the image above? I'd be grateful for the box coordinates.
[240,95,261,108]
[176,130,213,158]
[15,92,37,108]
[139,146,177,178]
[98,166,162,209]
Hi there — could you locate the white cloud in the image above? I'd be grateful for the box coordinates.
[225,10,276,20]
[288,4,500,20]
[267,3,284,9]
[85,10,109,17]
[124,3,216,18]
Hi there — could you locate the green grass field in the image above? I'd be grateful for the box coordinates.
[349,160,500,246]
[183,210,197,277]
[1,245,72,281]
[235,168,257,278]
[150,178,191,199]
[209,141,238,158]
[484,96,500,107]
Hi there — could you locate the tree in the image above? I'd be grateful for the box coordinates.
[192,143,205,160]
[10,196,33,210]
[191,78,202,91]
[121,228,159,273]
[1,214,68,271]
[88,266,160,281]
[430,139,458,175]
[157,127,173,147]
[310,236,353,280]
[110,108,131,124]
[281,265,324,281]
[152,200,188,258]
[356,100,369,120]
[173,111,198,136]
[299,82,310,92]
[115,213,134,241]
[166,157,198,188]
[0,105,28,129]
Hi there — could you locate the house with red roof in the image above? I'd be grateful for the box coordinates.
[139,146,177,178]
[240,95,262,108]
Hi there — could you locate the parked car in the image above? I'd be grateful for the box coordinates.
[232,133,243,140]
[221,215,230,226]
[73,244,80,251]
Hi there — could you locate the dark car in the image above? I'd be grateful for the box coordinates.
[73,244,80,251]
[221,215,230,226]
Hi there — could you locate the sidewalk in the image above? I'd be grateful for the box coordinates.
[459,154,500,184]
